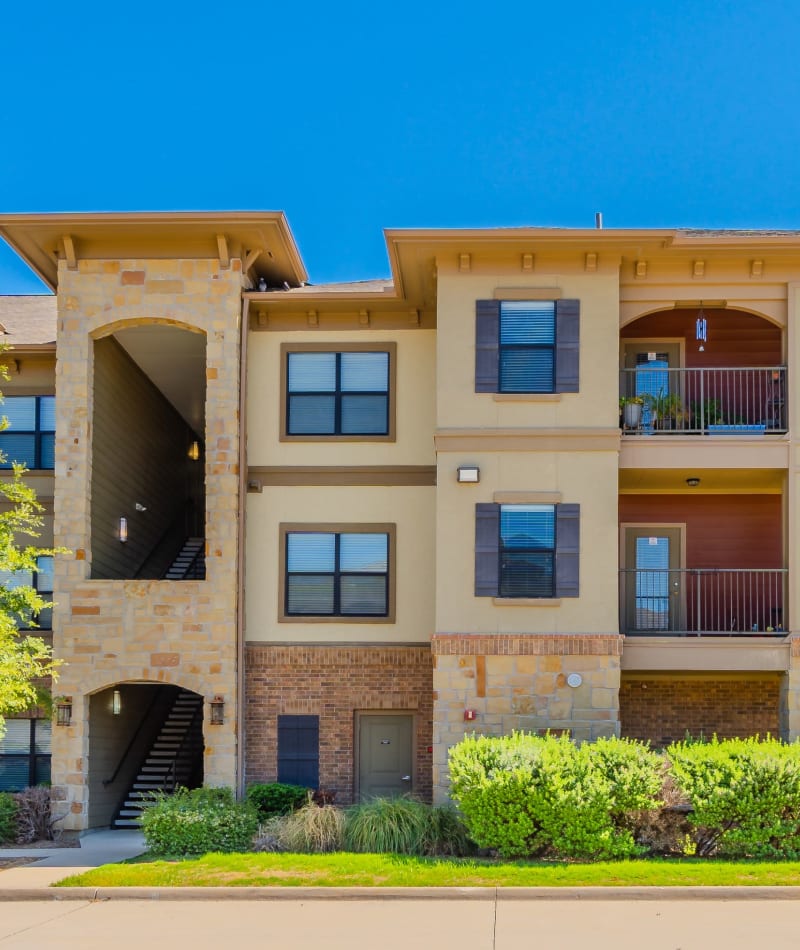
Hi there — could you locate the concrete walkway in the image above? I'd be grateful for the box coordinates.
[0,828,145,888]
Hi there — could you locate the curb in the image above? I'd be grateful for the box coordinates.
[3,885,800,902]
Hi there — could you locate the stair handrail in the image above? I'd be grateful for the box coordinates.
[164,702,204,792]
[179,544,205,581]
[134,501,198,580]
[102,686,165,787]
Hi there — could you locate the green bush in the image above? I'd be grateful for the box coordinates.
[0,792,18,844]
[422,805,473,857]
[245,782,308,821]
[667,737,800,858]
[345,797,433,855]
[448,732,662,859]
[140,786,259,855]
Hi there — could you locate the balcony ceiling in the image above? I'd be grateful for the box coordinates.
[619,468,785,494]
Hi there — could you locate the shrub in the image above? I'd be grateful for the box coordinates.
[0,792,17,844]
[448,732,662,859]
[14,786,60,843]
[421,805,473,857]
[246,783,309,821]
[140,786,259,855]
[279,800,346,853]
[667,737,800,858]
[345,797,433,855]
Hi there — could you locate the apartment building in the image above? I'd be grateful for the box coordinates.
[0,213,798,828]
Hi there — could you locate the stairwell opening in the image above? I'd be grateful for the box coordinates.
[88,684,204,829]
[90,324,206,580]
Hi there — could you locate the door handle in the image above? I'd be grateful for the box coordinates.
[401,775,411,782]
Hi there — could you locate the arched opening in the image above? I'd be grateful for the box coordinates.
[90,323,206,579]
[620,308,785,434]
[88,683,204,829]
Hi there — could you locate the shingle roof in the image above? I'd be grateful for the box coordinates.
[0,295,57,346]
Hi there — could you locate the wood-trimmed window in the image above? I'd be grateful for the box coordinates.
[475,503,579,598]
[0,719,52,791]
[0,396,55,469]
[475,300,579,393]
[279,523,396,623]
[280,343,397,441]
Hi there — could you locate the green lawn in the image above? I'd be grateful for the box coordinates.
[56,853,800,888]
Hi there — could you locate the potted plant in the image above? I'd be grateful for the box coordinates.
[646,390,684,431]
[619,395,644,429]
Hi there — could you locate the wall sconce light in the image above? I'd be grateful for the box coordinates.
[566,673,583,688]
[463,709,477,722]
[118,517,128,543]
[188,440,201,461]
[686,477,701,488]
[112,689,122,716]
[210,695,225,725]
[56,698,73,726]
[457,466,480,483]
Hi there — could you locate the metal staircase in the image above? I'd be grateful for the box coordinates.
[110,690,204,829]
[164,537,205,580]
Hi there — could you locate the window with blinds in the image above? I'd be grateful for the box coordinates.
[499,301,556,393]
[0,396,55,469]
[285,530,389,617]
[287,351,389,435]
[0,555,54,629]
[0,719,52,792]
[499,505,556,597]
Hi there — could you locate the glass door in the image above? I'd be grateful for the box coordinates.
[624,527,683,633]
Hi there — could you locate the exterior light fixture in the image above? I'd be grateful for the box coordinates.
[56,698,73,727]
[112,689,122,716]
[686,477,701,488]
[457,466,480,483]
[118,517,128,543]
[696,309,708,352]
[210,695,225,725]
[566,673,583,688]
[188,441,200,461]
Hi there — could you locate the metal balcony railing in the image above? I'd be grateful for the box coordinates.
[619,568,788,636]
[619,366,787,435]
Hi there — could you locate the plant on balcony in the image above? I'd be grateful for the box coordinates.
[619,395,644,429]
[689,398,724,430]
[646,390,684,431]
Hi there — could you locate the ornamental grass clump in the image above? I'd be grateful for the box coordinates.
[667,736,800,858]
[278,797,346,853]
[448,732,662,860]
[140,786,258,855]
[345,797,433,855]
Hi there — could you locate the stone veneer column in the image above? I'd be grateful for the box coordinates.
[51,258,243,830]
[431,633,622,803]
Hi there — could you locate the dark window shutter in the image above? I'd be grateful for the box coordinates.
[277,714,319,788]
[555,503,580,597]
[475,300,500,392]
[475,503,500,596]
[555,300,580,393]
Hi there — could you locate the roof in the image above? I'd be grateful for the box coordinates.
[0,295,56,347]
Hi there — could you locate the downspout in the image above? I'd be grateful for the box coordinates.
[236,292,250,798]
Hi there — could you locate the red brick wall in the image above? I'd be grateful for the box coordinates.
[244,644,433,804]
[620,675,780,744]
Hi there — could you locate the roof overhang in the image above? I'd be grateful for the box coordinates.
[0,211,308,291]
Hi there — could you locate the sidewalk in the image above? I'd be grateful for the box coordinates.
[0,828,145,888]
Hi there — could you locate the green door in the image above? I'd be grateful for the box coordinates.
[624,527,683,632]
[357,714,413,801]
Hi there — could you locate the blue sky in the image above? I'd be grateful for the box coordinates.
[2,0,799,292]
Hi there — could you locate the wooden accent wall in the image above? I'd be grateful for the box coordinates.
[619,494,782,569]
[621,308,782,368]
[91,336,202,579]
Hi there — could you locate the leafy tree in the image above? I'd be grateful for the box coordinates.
[0,357,60,735]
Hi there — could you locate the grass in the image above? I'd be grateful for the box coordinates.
[56,853,800,888]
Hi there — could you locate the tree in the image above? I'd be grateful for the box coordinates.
[0,359,60,736]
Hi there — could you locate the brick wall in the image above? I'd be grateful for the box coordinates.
[244,644,433,804]
[620,675,781,744]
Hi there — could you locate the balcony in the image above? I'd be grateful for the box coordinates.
[620,366,787,436]
[620,568,788,636]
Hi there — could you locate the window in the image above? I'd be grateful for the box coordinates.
[281,524,395,621]
[277,715,319,788]
[282,343,396,440]
[0,396,55,469]
[0,719,51,792]
[0,555,54,629]
[475,503,579,598]
[475,300,579,393]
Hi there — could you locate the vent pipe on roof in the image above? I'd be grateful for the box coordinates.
[595,212,603,229]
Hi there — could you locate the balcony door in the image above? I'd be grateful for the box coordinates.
[623,526,684,633]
